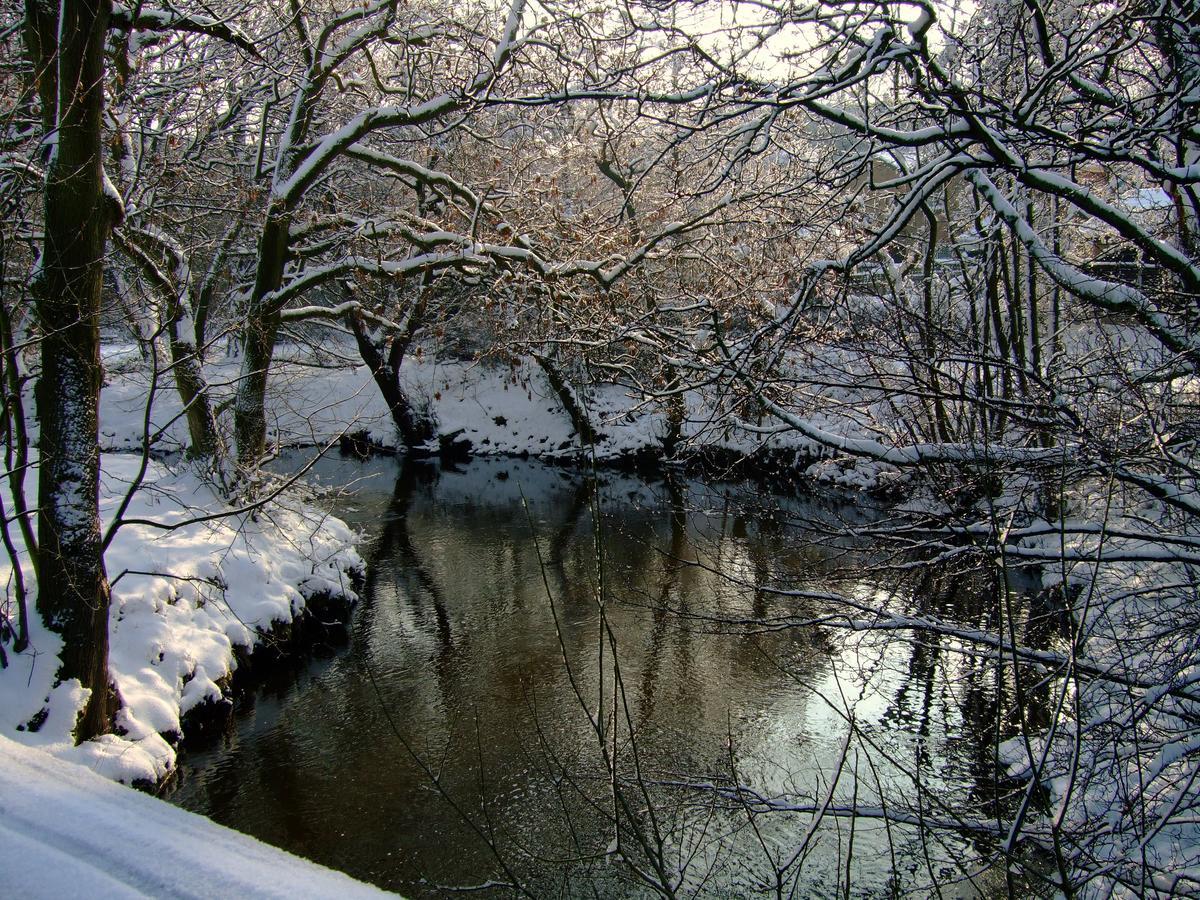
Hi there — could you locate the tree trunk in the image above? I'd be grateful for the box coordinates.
[27,0,117,741]
[169,316,223,463]
[661,362,685,458]
[234,309,279,470]
[347,310,433,447]
[919,203,951,443]
[0,242,33,653]
[234,211,288,470]
[112,230,224,463]
[534,352,600,447]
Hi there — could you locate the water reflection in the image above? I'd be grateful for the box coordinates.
[167,456,1034,897]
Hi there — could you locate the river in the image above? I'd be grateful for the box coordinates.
[166,454,1031,897]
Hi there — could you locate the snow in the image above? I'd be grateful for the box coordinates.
[1,453,362,784]
[0,338,923,781]
[0,733,391,899]
[907,5,934,40]
[6,329,1200,896]
[101,165,123,214]
[968,169,1200,363]
[94,343,913,493]
[99,350,654,460]
[1120,187,1173,211]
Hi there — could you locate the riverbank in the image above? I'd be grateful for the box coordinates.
[4,343,882,787]
[3,342,1186,895]
[99,343,909,492]
[0,454,362,784]
[0,336,1028,787]
[164,453,978,897]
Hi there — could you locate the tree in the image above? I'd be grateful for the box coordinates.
[588,1,1200,891]
[227,0,530,471]
[23,0,119,740]
[12,0,261,739]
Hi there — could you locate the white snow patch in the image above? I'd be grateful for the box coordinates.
[0,733,390,898]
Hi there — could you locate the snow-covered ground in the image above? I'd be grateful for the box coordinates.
[2,334,1196,897]
[100,346,656,458]
[0,733,391,898]
[5,343,824,784]
[99,342,903,488]
[0,454,362,784]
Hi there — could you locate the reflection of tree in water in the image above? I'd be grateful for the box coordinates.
[179,698,316,851]
[879,570,955,741]
[375,463,845,893]
[362,461,453,650]
[393,464,1052,895]
[870,563,1068,862]
[633,473,688,735]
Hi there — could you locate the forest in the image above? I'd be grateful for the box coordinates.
[2,0,1199,896]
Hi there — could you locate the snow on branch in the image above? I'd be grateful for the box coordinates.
[1014,167,1200,292]
[845,155,969,266]
[269,189,739,317]
[265,251,495,311]
[0,153,44,182]
[277,103,467,204]
[715,329,1063,467]
[109,5,260,57]
[314,0,398,71]
[344,147,520,235]
[1113,466,1200,520]
[792,100,970,147]
[278,300,400,330]
[759,389,1061,466]
[112,230,177,297]
[274,0,527,205]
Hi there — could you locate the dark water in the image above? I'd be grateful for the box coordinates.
[166,456,1022,897]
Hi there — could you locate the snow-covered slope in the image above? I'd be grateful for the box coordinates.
[0,455,363,784]
[0,734,393,898]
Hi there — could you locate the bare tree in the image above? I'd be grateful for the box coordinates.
[22,0,121,739]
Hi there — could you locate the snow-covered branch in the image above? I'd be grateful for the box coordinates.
[968,170,1200,371]
[109,4,260,57]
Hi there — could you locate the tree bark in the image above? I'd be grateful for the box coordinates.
[347,309,433,448]
[112,231,224,463]
[27,0,117,740]
[234,210,288,470]
[168,310,223,463]
[533,352,600,447]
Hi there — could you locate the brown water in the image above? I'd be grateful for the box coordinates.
[166,455,1022,897]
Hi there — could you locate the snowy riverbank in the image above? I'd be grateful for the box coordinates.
[0,454,362,784]
[0,343,910,786]
[99,344,906,490]
[3,344,816,786]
